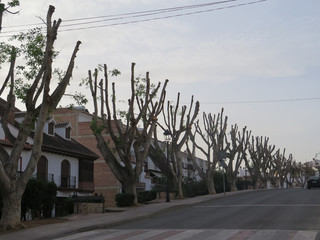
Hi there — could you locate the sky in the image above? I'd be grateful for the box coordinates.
[1,0,320,163]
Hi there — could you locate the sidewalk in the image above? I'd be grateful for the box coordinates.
[1,190,246,240]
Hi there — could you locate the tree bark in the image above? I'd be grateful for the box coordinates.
[228,176,238,192]
[123,180,137,197]
[206,169,216,194]
[0,186,24,230]
[172,169,183,199]
[172,152,184,199]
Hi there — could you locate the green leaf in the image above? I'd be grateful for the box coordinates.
[110,69,121,77]
[73,91,88,106]
[7,0,20,8]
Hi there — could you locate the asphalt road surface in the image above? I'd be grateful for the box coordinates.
[114,188,320,231]
[51,189,320,239]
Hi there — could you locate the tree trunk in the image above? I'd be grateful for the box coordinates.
[176,160,183,198]
[262,178,268,188]
[0,187,24,230]
[170,171,182,199]
[123,181,138,204]
[206,177,216,194]
[206,169,216,194]
[176,176,183,199]
[229,179,238,192]
[226,171,238,192]
[280,179,284,188]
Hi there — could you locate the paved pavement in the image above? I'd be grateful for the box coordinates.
[1,190,319,240]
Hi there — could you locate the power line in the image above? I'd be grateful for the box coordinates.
[60,0,241,28]
[198,97,320,105]
[0,0,267,37]
[59,0,267,33]
[62,0,241,23]
[1,0,255,29]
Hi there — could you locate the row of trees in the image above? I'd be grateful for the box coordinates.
[0,4,313,230]
[88,64,312,204]
[88,63,201,202]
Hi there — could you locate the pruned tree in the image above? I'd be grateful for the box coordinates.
[88,63,168,204]
[270,148,292,188]
[0,5,81,230]
[291,162,314,188]
[225,125,251,191]
[284,158,295,187]
[186,108,228,194]
[148,93,199,198]
[247,136,275,188]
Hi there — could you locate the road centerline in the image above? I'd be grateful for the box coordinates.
[194,204,320,207]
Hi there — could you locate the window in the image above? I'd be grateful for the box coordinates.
[66,127,71,139]
[48,121,55,135]
[37,156,48,180]
[61,160,71,188]
[79,159,93,182]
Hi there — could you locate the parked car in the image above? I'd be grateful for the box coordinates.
[307,176,320,189]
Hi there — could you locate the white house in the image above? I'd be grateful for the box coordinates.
[141,141,208,191]
[0,102,99,215]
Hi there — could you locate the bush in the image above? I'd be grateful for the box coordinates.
[182,178,208,197]
[138,190,157,203]
[43,181,58,218]
[236,178,253,190]
[214,171,230,193]
[236,179,245,190]
[21,178,57,219]
[115,193,135,207]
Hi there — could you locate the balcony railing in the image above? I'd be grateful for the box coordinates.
[47,173,54,182]
[17,171,23,177]
[36,173,55,182]
[20,172,54,182]
[60,176,76,188]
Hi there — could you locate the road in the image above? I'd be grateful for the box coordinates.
[50,189,320,239]
[115,188,320,231]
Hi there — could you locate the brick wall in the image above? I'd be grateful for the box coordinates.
[74,202,104,214]
[52,108,120,207]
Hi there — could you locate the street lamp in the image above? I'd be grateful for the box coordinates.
[163,129,172,202]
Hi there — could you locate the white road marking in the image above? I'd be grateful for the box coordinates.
[52,229,319,240]
[194,204,320,207]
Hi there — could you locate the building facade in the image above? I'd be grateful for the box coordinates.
[52,107,213,205]
[0,108,99,216]
[52,107,121,207]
